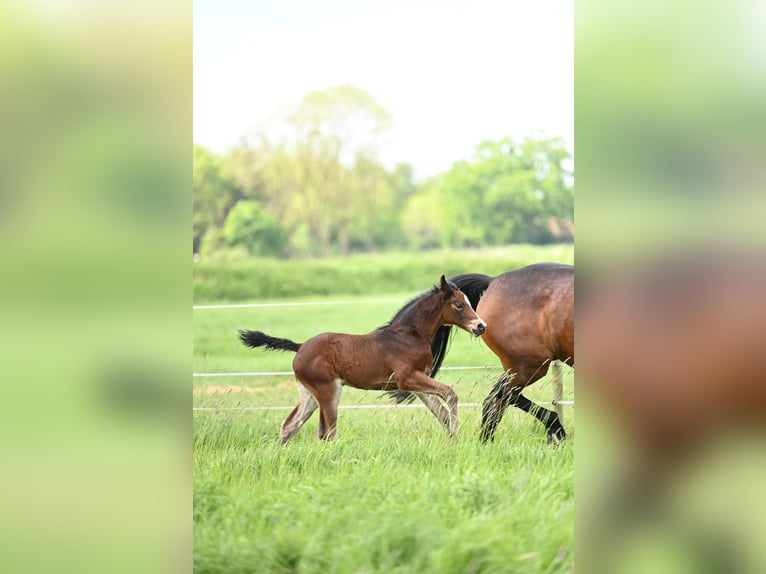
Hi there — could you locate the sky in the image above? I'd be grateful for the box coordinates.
[194,0,573,179]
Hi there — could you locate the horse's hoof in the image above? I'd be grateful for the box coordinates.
[547,428,566,444]
[479,430,495,443]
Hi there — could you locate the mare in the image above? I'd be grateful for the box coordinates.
[579,250,766,474]
[577,251,766,574]
[389,262,574,443]
[239,276,487,442]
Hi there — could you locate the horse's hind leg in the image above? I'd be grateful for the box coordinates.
[481,375,513,442]
[314,378,343,441]
[280,382,318,443]
[510,392,566,444]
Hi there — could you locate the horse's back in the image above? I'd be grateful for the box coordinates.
[578,252,766,469]
[293,330,414,390]
[480,262,574,366]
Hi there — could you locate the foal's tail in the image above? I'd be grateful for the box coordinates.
[239,329,301,353]
[386,272,493,405]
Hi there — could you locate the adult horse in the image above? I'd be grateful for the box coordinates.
[239,276,487,442]
[577,250,766,574]
[389,262,574,443]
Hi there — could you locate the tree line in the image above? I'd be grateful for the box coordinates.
[194,85,573,258]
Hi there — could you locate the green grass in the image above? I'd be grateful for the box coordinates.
[194,410,573,574]
[194,249,574,573]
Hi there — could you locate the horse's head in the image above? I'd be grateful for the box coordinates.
[438,275,487,336]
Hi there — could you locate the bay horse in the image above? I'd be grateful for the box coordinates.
[389,262,574,443]
[239,276,487,442]
[579,250,766,475]
[577,250,766,574]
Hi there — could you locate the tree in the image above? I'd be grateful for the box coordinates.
[221,145,268,202]
[283,85,395,254]
[435,136,574,246]
[221,200,288,257]
[193,144,241,253]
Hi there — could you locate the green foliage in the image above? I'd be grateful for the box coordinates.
[193,86,574,257]
[221,145,268,202]
[193,244,574,302]
[221,200,288,257]
[290,83,392,144]
[435,136,574,248]
[193,144,242,253]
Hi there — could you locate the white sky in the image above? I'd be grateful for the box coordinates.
[194,0,573,179]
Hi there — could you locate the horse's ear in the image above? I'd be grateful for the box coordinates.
[439,275,450,293]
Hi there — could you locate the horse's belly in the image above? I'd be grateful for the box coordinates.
[341,370,396,390]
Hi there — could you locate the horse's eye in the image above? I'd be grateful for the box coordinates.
[453,302,464,311]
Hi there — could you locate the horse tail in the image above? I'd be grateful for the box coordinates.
[485,371,514,402]
[239,329,301,353]
[384,272,493,405]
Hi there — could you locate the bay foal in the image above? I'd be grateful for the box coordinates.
[239,276,486,442]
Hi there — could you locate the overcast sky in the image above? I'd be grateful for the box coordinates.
[194,0,573,179]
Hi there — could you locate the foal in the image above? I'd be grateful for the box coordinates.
[239,276,486,442]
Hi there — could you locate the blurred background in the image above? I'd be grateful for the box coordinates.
[193,0,574,264]
[577,1,766,573]
[0,1,190,573]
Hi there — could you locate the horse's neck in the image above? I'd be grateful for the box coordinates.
[395,298,442,341]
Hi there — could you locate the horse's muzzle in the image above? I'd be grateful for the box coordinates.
[472,323,486,336]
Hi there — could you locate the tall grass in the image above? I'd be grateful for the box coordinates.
[194,247,574,572]
[193,244,574,302]
[193,407,574,574]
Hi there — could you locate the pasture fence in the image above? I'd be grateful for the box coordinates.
[194,299,573,417]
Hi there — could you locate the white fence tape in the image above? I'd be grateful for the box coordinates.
[193,298,406,310]
[194,300,574,413]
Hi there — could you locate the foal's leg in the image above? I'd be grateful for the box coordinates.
[313,378,343,441]
[414,392,452,429]
[397,371,459,435]
[280,382,318,443]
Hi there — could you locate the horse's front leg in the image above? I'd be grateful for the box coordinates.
[414,392,452,429]
[397,371,460,435]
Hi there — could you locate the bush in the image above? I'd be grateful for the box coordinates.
[221,201,288,257]
[192,244,574,302]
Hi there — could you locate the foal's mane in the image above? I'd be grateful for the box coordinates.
[378,282,452,329]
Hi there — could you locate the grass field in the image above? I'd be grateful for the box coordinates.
[194,289,575,573]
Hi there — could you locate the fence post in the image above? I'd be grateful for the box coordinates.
[550,360,564,422]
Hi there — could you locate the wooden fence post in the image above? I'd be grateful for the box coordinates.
[550,360,564,422]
